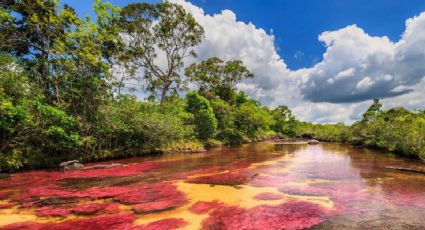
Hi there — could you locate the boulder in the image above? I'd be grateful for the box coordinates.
[307,139,320,145]
[59,160,84,171]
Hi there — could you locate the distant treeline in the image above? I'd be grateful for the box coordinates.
[297,99,425,161]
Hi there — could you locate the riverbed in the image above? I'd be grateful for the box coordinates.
[1,143,425,229]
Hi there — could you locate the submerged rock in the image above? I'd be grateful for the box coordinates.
[59,160,84,171]
[308,139,320,144]
[88,163,123,170]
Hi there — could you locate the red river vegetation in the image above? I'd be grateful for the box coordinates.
[1,143,425,229]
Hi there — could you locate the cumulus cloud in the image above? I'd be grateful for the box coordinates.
[302,14,425,103]
[170,0,291,103]
[165,0,425,124]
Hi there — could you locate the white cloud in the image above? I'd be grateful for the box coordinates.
[169,0,293,104]
[162,0,425,124]
[355,77,374,91]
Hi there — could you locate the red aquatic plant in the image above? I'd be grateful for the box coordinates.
[113,183,187,205]
[202,201,332,230]
[12,181,187,210]
[189,200,223,214]
[0,191,11,200]
[0,203,14,209]
[249,174,290,188]
[133,218,188,230]
[253,192,283,200]
[36,203,120,217]
[185,169,258,186]
[132,197,187,214]
[71,203,120,215]
[36,206,71,217]
[0,214,136,230]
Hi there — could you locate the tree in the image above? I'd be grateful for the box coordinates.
[120,2,204,104]
[0,0,80,104]
[186,91,217,140]
[235,101,273,139]
[62,0,124,131]
[362,98,383,122]
[0,0,124,130]
[0,53,82,171]
[185,57,223,97]
[271,105,297,137]
[185,57,254,103]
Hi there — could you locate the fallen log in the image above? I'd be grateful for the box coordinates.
[384,166,425,174]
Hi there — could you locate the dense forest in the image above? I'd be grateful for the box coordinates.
[0,0,424,172]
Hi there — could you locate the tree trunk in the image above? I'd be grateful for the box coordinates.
[53,79,60,105]
[160,81,171,105]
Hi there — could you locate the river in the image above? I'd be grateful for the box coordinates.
[0,142,425,229]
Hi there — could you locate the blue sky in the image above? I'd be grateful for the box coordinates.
[62,0,425,123]
[63,0,425,70]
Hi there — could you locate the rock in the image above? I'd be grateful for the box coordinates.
[307,139,320,145]
[88,163,123,170]
[0,173,10,179]
[59,160,84,171]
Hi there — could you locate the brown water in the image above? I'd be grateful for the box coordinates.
[1,143,425,229]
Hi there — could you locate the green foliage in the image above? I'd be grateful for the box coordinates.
[97,96,194,157]
[235,101,274,140]
[185,57,254,103]
[186,91,217,140]
[296,99,425,161]
[351,106,425,159]
[362,98,383,122]
[120,1,204,103]
[271,105,297,137]
[209,98,243,144]
[296,122,351,142]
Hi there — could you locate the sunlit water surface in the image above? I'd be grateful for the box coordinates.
[1,143,425,229]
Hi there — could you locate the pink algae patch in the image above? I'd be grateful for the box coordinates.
[0,203,14,209]
[202,201,333,230]
[36,206,71,217]
[113,183,187,205]
[0,214,136,230]
[0,161,159,190]
[134,218,188,230]
[0,191,11,200]
[12,181,186,209]
[249,174,290,188]
[254,192,283,200]
[71,203,119,215]
[189,200,223,214]
[132,197,187,214]
[176,161,254,180]
[36,203,120,217]
[185,169,258,186]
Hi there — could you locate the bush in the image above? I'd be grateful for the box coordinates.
[97,96,194,156]
[186,91,217,140]
[235,101,273,140]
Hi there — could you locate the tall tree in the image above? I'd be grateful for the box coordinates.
[185,57,254,102]
[120,2,204,104]
[0,0,80,104]
[362,98,383,122]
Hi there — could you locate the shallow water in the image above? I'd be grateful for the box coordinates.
[1,143,425,229]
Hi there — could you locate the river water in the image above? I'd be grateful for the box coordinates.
[1,143,425,229]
